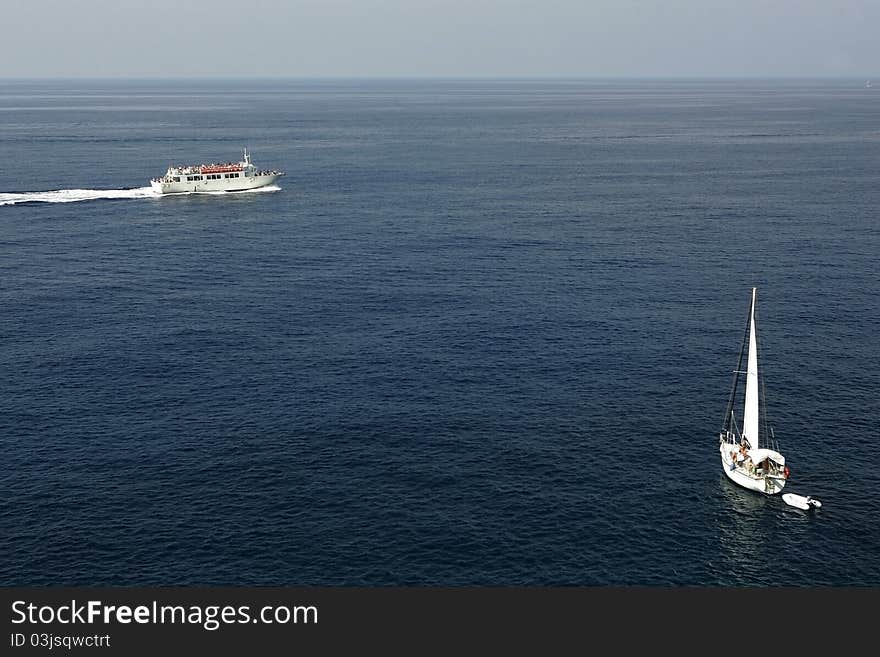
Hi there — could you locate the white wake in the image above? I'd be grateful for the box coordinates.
[0,184,281,206]
[0,187,158,206]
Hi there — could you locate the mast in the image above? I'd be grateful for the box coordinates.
[742,287,760,450]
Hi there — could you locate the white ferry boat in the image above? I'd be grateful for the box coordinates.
[150,148,283,194]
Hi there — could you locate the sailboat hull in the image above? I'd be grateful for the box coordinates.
[720,443,786,495]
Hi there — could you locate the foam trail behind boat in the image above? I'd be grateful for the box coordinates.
[0,187,158,206]
[0,184,281,206]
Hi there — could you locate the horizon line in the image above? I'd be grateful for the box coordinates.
[0,73,876,80]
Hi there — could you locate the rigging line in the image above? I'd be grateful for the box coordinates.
[729,410,741,440]
[722,293,752,433]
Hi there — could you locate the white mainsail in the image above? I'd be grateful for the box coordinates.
[742,287,759,450]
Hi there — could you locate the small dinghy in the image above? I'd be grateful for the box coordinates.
[783,493,822,510]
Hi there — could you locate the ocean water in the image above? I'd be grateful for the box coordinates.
[1,79,878,586]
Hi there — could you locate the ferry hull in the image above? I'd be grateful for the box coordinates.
[151,173,281,195]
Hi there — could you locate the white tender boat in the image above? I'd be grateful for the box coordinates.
[718,287,790,495]
[782,493,821,510]
[150,148,283,194]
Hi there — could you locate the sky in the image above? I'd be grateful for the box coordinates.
[2,0,878,78]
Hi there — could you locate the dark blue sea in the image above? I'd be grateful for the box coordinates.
[1,79,878,586]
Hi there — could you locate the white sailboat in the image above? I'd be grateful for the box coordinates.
[718,287,790,494]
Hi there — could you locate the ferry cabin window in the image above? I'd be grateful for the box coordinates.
[173,177,180,182]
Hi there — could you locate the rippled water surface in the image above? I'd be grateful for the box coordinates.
[1,79,878,585]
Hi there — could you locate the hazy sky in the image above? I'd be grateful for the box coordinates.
[2,0,878,78]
